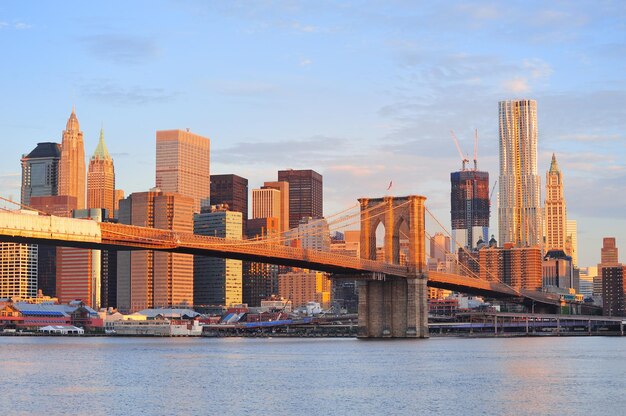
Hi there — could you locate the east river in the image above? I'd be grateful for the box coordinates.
[1,336,625,415]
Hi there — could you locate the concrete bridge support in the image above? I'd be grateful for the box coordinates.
[357,195,429,338]
[357,274,428,338]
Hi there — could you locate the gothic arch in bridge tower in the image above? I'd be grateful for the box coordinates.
[358,195,426,271]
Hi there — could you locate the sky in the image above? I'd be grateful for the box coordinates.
[0,0,625,268]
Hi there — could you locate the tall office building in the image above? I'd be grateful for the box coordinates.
[252,187,281,220]
[155,129,210,213]
[58,108,86,209]
[545,154,567,251]
[210,174,248,234]
[117,190,194,313]
[566,220,578,268]
[262,181,289,232]
[601,265,626,317]
[21,142,61,207]
[498,99,541,247]
[30,196,77,296]
[56,209,105,308]
[194,207,242,307]
[450,170,489,250]
[277,169,323,230]
[87,128,115,218]
[18,142,61,298]
[600,237,618,265]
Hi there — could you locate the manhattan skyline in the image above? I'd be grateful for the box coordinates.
[0,1,625,267]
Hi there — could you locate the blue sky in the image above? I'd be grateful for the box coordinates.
[0,1,625,267]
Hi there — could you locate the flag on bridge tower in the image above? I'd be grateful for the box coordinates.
[387,181,393,191]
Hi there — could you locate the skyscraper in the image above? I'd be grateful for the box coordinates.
[117,190,194,312]
[194,207,242,307]
[601,237,618,265]
[262,181,289,233]
[21,142,61,207]
[277,169,323,230]
[155,129,210,213]
[58,108,86,209]
[87,128,115,218]
[450,170,489,250]
[545,154,567,251]
[19,142,61,297]
[498,99,541,247]
[252,187,281,220]
[210,174,248,234]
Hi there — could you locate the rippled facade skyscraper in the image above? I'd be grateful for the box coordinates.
[498,99,542,247]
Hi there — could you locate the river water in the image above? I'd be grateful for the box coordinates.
[1,336,624,415]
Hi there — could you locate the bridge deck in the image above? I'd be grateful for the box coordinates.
[0,211,563,306]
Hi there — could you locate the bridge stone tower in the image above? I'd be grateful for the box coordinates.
[357,195,429,338]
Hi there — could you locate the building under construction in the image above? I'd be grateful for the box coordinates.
[449,130,490,251]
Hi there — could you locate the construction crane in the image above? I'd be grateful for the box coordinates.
[449,129,470,171]
[473,128,479,171]
[489,180,497,207]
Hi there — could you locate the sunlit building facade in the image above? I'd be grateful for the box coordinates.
[194,207,242,307]
[498,99,541,247]
[87,128,115,218]
[21,142,61,207]
[117,190,194,312]
[156,129,210,213]
[450,170,489,250]
[262,181,290,232]
[544,154,567,251]
[58,108,86,209]
[479,244,542,291]
[277,270,331,309]
[0,241,37,299]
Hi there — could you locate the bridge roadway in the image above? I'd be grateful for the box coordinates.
[0,210,559,306]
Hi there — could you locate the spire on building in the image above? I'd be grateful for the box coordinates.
[549,153,560,173]
[66,107,80,131]
[92,128,111,160]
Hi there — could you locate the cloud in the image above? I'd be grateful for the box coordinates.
[299,58,312,66]
[79,34,159,65]
[79,80,178,105]
[213,135,350,165]
[523,58,553,79]
[502,77,530,93]
[0,21,32,30]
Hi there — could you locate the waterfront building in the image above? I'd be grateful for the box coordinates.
[498,99,541,247]
[58,108,86,209]
[87,128,115,218]
[262,181,290,232]
[0,239,37,299]
[277,169,323,230]
[601,265,626,317]
[117,190,194,313]
[155,129,210,213]
[277,270,331,309]
[194,207,242,308]
[566,220,578,268]
[479,244,542,291]
[450,169,489,250]
[210,174,248,235]
[544,154,567,251]
[21,142,61,207]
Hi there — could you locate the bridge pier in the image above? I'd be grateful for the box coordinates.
[357,274,429,338]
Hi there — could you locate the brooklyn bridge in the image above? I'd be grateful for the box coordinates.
[0,194,583,338]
